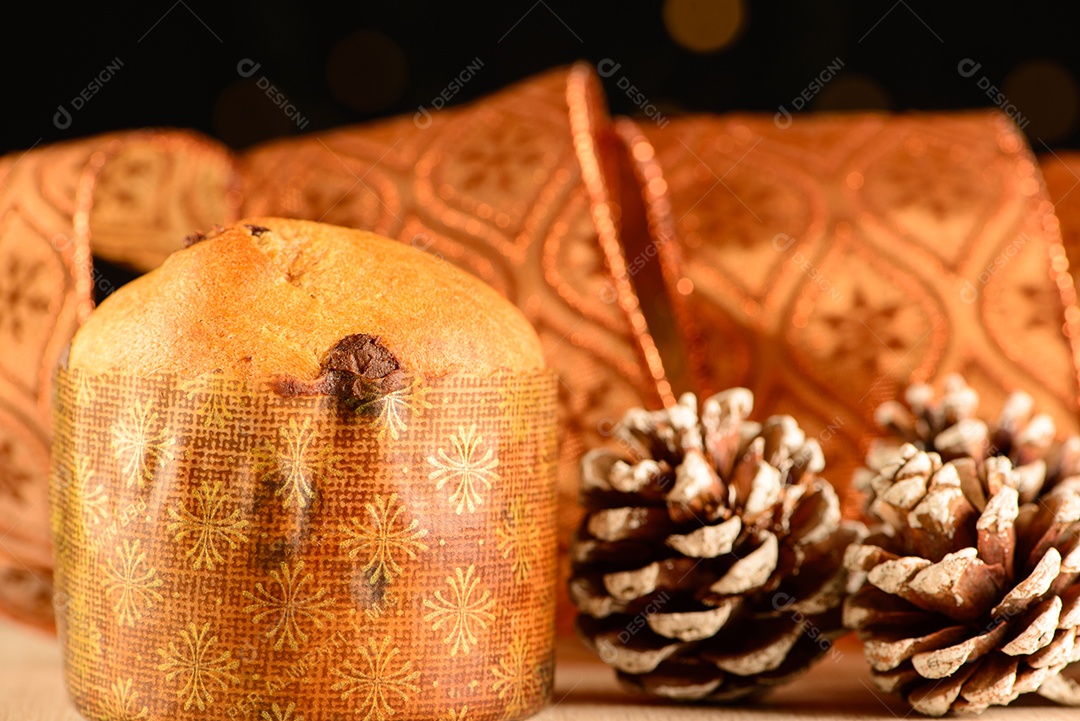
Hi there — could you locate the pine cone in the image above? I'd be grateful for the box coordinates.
[866,373,1062,473]
[569,389,863,701]
[846,376,1080,715]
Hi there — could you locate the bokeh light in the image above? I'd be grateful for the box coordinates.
[1002,59,1079,143]
[326,29,408,114]
[813,74,893,112]
[663,0,745,54]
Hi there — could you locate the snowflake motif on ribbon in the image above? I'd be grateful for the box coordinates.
[340,493,428,586]
[103,539,164,627]
[331,636,420,721]
[243,560,335,651]
[166,481,249,571]
[156,621,240,711]
[427,424,499,514]
[422,565,496,656]
[111,398,175,488]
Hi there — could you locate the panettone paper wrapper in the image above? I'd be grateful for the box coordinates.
[50,363,558,721]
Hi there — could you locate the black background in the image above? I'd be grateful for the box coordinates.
[4,0,1078,157]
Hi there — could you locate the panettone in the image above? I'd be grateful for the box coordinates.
[51,218,559,721]
[69,218,543,378]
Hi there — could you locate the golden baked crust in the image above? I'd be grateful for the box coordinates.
[69,217,543,379]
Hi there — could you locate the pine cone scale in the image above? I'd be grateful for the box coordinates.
[1060,584,1080,625]
[785,482,841,545]
[666,516,741,558]
[601,557,703,602]
[647,599,741,641]
[960,654,1020,710]
[709,532,778,596]
[844,586,933,629]
[1001,596,1061,656]
[863,624,969,672]
[907,664,976,716]
[1029,628,1074,668]
[911,623,1008,679]
[992,547,1059,619]
[975,486,1018,574]
[704,624,803,676]
[585,506,678,542]
[1039,672,1080,704]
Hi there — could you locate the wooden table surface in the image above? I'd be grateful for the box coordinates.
[2,621,1077,720]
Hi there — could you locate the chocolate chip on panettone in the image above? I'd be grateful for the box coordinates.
[272,334,406,404]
